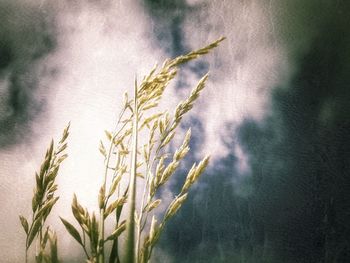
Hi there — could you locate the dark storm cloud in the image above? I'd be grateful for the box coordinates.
[141,1,273,261]
[157,1,350,262]
[159,123,258,262]
[142,0,210,83]
[0,1,56,148]
[235,1,350,262]
[143,0,189,56]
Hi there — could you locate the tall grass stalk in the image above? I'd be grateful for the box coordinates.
[124,82,139,263]
[19,124,70,263]
[21,37,224,263]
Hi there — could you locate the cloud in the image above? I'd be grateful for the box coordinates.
[0,0,56,148]
[0,0,165,261]
[155,0,350,262]
[142,0,288,165]
[234,1,350,262]
[2,0,349,262]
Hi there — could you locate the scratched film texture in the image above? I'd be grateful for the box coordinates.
[1,0,350,262]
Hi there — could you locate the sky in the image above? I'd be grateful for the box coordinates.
[1,0,350,262]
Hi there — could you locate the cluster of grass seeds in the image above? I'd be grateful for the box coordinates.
[19,124,70,263]
[21,37,224,263]
[61,37,224,263]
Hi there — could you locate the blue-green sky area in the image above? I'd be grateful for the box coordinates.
[1,0,349,262]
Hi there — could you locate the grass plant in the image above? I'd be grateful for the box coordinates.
[19,124,70,263]
[20,37,224,263]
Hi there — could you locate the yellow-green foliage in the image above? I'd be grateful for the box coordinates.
[20,124,70,263]
[20,37,224,263]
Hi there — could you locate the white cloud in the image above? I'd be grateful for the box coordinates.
[177,0,288,166]
[0,0,166,260]
[1,0,316,261]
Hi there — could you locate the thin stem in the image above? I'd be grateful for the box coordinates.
[136,126,175,262]
[98,103,129,263]
[109,136,132,263]
[103,121,129,207]
[136,169,148,257]
[136,144,154,257]
[125,81,139,263]
[136,120,169,259]
[81,226,90,259]
[39,222,43,256]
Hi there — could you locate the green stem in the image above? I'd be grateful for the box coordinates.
[135,123,171,260]
[109,147,130,263]
[98,198,106,261]
[109,204,123,263]
[98,101,129,263]
[80,226,90,259]
[125,81,138,263]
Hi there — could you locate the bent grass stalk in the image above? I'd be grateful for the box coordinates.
[19,123,70,263]
[21,37,224,263]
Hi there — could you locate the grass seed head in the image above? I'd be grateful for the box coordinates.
[165,193,188,221]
